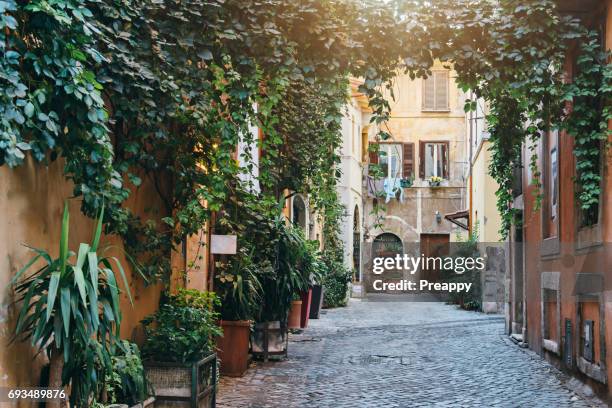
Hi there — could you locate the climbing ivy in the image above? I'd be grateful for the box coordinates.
[562,32,612,217]
[1,0,609,279]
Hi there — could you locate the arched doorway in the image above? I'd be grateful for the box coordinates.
[368,233,404,293]
[292,195,306,231]
[353,205,360,282]
[372,232,403,258]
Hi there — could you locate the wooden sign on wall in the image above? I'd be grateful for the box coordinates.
[211,235,237,254]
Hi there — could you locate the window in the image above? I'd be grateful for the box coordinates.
[422,71,449,111]
[542,131,559,241]
[378,144,402,179]
[369,142,414,179]
[419,141,449,179]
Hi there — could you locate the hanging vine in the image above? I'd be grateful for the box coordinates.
[1,0,609,280]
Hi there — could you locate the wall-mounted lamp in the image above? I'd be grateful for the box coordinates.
[435,211,442,224]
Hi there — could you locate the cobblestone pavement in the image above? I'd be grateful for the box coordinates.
[217,297,606,407]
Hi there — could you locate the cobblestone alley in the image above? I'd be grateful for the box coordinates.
[217,297,607,408]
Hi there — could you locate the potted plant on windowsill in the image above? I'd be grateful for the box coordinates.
[215,247,261,377]
[141,289,221,408]
[428,176,443,187]
[400,177,414,188]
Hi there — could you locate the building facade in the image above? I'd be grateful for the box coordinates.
[335,79,372,296]
[361,63,469,292]
[506,0,612,398]
[466,96,503,242]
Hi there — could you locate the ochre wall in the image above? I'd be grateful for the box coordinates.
[470,141,503,242]
[0,157,167,392]
[364,63,468,245]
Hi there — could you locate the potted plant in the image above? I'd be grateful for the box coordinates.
[215,248,261,377]
[428,176,443,187]
[400,177,414,188]
[11,203,133,407]
[299,288,312,328]
[288,294,303,329]
[97,340,154,408]
[141,289,221,408]
[301,240,325,325]
[251,216,310,361]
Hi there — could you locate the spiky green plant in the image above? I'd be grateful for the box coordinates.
[11,202,132,406]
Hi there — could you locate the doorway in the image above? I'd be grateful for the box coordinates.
[420,233,450,282]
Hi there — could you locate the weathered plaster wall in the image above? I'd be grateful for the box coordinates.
[0,157,168,391]
[470,140,503,242]
[364,64,468,245]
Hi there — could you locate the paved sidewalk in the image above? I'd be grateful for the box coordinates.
[217,298,606,407]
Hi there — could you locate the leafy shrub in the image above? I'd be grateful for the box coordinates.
[445,224,482,311]
[141,290,222,363]
[215,247,262,321]
[254,218,311,322]
[104,340,147,405]
[322,260,352,308]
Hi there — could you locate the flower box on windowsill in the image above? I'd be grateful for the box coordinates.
[400,178,413,188]
[428,177,443,187]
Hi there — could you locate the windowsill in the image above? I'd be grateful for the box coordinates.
[541,236,560,259]
[543,339,560,355]
[576,224,602,251]
[577,356,607,384]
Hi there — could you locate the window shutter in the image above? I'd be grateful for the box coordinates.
[369,142,378,165]
[442,142,449,178]
[422,77,435,111]
[434,71,449,111]
[419,142,425,179]
[402,143,414,178]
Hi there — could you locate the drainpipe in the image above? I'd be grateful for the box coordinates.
[468,92,474,235]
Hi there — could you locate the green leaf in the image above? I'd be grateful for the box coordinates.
[10,253,41,285]
[104,270,120,323]
[15,281,39,334]
[24,102,35,118]
[76,243,89,270]
[91,203,104,251]
[88,283,99,331]
[73,265,87,306]
[110,257,132,305]
[60,287,71,336]
[46,272,61,322]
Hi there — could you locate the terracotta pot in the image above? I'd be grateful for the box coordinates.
[288,300,302,329]
[300,289,313,328]
[217,320,251,377]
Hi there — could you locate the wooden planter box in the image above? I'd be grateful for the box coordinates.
[251,321,288,362]
[144,354,217,408]
[107,397,156,408]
